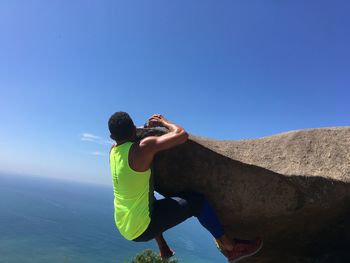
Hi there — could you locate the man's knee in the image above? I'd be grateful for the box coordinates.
[180,192,205,216]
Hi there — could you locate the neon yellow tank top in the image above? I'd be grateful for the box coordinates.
[109,141,152,240]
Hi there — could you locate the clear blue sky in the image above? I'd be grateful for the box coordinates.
[0,0,349,184]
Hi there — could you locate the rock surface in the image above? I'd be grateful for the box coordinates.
[136,127,350,263]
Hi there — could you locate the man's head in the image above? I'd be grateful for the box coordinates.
[108,111,136,142]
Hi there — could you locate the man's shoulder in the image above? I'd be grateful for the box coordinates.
[138,136,162,153]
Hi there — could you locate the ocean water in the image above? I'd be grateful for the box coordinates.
[0,174,225,263]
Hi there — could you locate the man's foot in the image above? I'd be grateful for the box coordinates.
[225,238,263,263]
[159,246,175,259]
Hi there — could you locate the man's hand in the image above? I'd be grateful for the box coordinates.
[146,114,170,128]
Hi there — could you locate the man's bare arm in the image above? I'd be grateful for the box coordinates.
[135,114,189,169]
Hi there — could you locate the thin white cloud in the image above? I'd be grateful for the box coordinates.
[82,133,100,140]
[90,151,106,156]
[80,133,113,145]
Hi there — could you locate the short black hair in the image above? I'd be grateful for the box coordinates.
[108,111,135,141]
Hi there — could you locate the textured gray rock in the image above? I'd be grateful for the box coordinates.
[136,127,350,262]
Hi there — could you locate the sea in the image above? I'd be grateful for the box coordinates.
[0,173,225,263]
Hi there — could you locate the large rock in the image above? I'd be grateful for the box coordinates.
[136,127,350,262]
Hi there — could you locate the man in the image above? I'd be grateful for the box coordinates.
[108,111,262,262]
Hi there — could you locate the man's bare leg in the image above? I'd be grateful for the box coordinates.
[155,234,175,258]
[155,234,168,249]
